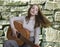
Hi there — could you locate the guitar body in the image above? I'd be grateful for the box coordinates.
[7,21,30,46]
[7,21,40,47]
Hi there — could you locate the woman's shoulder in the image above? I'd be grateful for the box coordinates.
[9,16,26,21]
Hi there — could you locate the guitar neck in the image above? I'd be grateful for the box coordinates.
[17,32,35,47]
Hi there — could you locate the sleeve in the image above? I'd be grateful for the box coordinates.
[34,27,41,45]
[9,16,25,29]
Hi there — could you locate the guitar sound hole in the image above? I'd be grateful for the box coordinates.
[17,32,21,38]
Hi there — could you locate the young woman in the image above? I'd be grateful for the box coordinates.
[3,4,51,47]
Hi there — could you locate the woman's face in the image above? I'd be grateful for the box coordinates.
[30,5,38,16]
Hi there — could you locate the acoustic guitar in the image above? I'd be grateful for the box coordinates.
[7,21,40,47]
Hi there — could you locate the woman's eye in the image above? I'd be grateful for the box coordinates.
[32,7,34,9]
[36,9,38,11]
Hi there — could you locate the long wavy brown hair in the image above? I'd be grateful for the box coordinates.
[25,4,51,28]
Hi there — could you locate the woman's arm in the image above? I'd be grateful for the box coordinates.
[9,16,25,29]
[34,27,41,45]
[9,16,25,37]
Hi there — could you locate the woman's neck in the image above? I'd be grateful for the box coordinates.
[30,16,35,20]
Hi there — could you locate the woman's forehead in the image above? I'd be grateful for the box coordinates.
[32,5,38,9]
